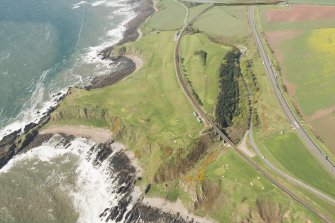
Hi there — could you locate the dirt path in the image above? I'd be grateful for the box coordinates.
[238,131,255,158]
[39,125,112,144]
[153,0,158,12]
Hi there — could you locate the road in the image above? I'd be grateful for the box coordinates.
[249,125,335,205]
[247,6,335,178]
[174,3,332,222]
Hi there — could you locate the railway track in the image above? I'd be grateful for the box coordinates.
[173,3,333,222]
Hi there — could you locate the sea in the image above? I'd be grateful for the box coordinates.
[0,0,137,222]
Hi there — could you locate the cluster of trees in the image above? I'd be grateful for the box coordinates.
[215,48,242,128]
[194,50,208,66]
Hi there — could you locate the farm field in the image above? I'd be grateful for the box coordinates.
[142,0,186,32]
[258,131,335,198]
[192,6,250,43]
[180,33,231,115]
[288,0,335,5]
[259,4,335,154]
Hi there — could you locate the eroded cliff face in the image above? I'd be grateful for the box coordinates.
[0,116,52,168]
[0,123,205,223]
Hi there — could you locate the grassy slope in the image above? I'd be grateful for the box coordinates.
[142,0,185,32]
[180,33,230,115]
[192,6,250,42]
[52,31,203,180]
[259,131,335,198]
[204,149,320,222]
[186,4,210,23]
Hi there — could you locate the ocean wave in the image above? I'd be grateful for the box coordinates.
[0,0,137,142]
[0,135,119,222]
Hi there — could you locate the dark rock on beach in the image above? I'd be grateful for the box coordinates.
[86,140,199,223]
[89,56,136,89]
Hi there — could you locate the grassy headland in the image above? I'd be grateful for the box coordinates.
[47,1,331,222]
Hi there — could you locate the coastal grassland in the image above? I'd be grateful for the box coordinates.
[180,33,231,115]
[49,29,322,222]
[141,0,185,32]
[192,6,250,43]
[186,3,211,23]
[257,131,335,198]
[50,31,203,180]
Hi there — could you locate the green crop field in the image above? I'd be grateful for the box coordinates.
[192,6,250,42]
[258,131,335,198]
[186,4,210,23]
[276,29,335,116]
[258,5,335,152]
[180,33,230,115]
[142,0,186,32]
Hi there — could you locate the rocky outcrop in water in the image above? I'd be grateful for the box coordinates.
[0,116,52,168]
[86,140,201,223]
[88,56,136,89]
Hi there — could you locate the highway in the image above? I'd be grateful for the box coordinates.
[173,3,333,222]
[247,6,335,177]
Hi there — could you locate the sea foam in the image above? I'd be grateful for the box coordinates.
[0,0,137,142]
[0,135,128,223]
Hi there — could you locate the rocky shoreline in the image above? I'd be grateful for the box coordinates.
[0,0,153,167]
[0,0,207,222]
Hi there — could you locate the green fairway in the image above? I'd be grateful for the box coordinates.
[259,131,335,198]
[51,31,203,179]
[186,4,211,23]
[142,0,185,32]
[192,6,250,42]
[180,33,230,115]
[202,149,321,222]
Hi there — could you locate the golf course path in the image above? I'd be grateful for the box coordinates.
[248,6,335,178]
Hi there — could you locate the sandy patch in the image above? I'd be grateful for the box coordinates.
[267,5,335,23]
[143,197,213,223]
[136,28,142,41]
[238,131,255,158]
[153,0,158,12]
[40,125,112,144]
[124,55,143,72]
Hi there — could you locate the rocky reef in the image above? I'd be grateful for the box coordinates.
[86,141,198,223]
